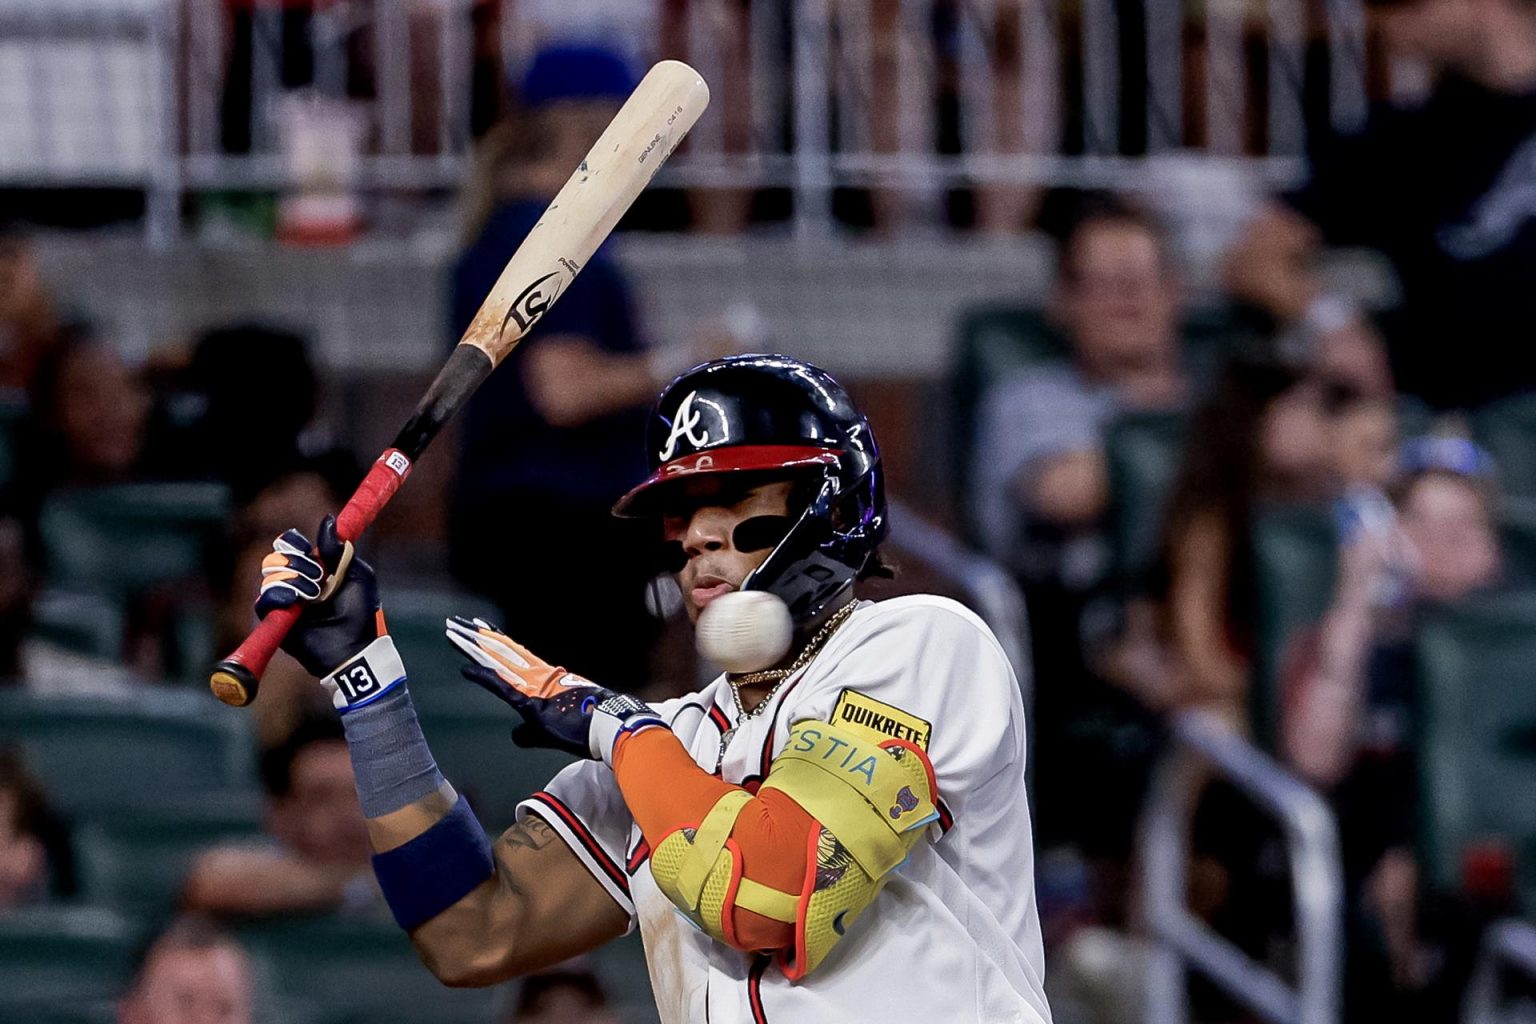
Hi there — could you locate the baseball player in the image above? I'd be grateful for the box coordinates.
[257,355,1050,1023]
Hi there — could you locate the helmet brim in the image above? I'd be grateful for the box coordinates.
[611,444,842,518]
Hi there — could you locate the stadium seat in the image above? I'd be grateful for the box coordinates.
[236,916,507,1024]
[0,394,25,491]
[1105,409,1189,584]
[949,305,1070,538]
[1416,591,1536,911]
[19,1008,117,1024]
[1251,504,1338,750]
[75,791,265,915]
[28,589,126,661]
[38,482,230,596]
[383,588,503,716]
[1395,394,1438,440]
[415,714,575,832]
[0,905,143,1010]
[0,690,255,816]
[1474,393,1536,500]
[1499,501,1536,589]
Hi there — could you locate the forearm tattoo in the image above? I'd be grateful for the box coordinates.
[499,815,558,853]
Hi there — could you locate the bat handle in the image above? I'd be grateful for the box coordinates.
[209,449,415,707]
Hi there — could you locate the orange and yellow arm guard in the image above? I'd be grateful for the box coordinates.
[612,717,938,979]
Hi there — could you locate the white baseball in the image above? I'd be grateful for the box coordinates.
[696,590,793,674]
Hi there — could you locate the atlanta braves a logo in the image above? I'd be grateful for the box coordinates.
[658,390,711,461]
[501,272,563,337]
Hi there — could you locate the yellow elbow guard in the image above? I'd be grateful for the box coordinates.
[649,719,938,979]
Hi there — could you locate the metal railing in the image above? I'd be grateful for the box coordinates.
[0,0,1428,240]
[1464,919,1536,1024]
[1138,709,1344,1024]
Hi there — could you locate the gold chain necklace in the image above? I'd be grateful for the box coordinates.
[715,600,858,772]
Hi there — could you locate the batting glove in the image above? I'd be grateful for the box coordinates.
[444,617,665,764]
[257,514,403,712]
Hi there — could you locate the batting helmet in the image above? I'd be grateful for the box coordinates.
[613,354,888,623]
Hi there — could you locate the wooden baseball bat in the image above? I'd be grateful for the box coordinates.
[210,60,710,707]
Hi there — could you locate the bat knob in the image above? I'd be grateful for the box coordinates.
[210,661,260,707]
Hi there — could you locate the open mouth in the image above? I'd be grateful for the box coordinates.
[691,576,735,609]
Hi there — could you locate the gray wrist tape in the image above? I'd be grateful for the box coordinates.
[339,684,448,819]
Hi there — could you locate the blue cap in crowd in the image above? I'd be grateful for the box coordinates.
[1399,436,1497,480]
[520,44,636,108]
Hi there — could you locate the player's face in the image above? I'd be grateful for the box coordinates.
[660,478,797,624]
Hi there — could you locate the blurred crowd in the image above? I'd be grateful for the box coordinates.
[2,0,1536,1022]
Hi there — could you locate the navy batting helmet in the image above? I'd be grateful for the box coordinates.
[613,354,887,623]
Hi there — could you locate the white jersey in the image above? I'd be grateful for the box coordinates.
[517,595,1051,1024]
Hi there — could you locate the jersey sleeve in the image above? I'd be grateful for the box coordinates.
[516,759,637,924]
[784,599,1027,833]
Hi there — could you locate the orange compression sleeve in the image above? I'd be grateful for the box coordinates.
[612,728,814,952]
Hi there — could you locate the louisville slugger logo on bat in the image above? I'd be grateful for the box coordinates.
[502,272,565,338]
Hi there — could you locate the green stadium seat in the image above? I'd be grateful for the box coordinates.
[0,690,255,816]
[1395,394,1438,441]
[236,916,508,1024]
[1105,410,1188,584]
[38,483,230,596]
[1474,393,1536,500]
[0,906,144,1009]
[1251,504,1338,751]
[949,306,1070,537]
[75,792,265,915]
[1499,502,1536,589]
[1416,591,1536,911]
[416,714,575,832]
[0,394,26,492]
[1179,303,1247,386]
[384,588,503,716]
[18,1007,118,1024]
[28,589,126,661]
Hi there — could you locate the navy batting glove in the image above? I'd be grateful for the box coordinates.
[257,515,387,685]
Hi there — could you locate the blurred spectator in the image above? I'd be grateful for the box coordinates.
[1225,0,1536,409]
[118,915,254,1024]
[509,967,620,1024]
[0,748,73,912]
[1282,439,1501,1008]
[973,198,1188,742]
[1111,358,1334,725]
[0,227,62,394]
[974,197,1187,569]
[0,513,135,694]
[450,45,699,690]
[146,323,350,502]
[213,468,348,748]
[0,514,30,682]
[185,714,377,919]
[14,331,149,506]
[1332,391,1401,496]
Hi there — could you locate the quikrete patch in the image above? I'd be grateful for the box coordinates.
[832,689,931,751]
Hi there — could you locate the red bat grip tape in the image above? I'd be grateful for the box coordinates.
[210,450,414,706]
